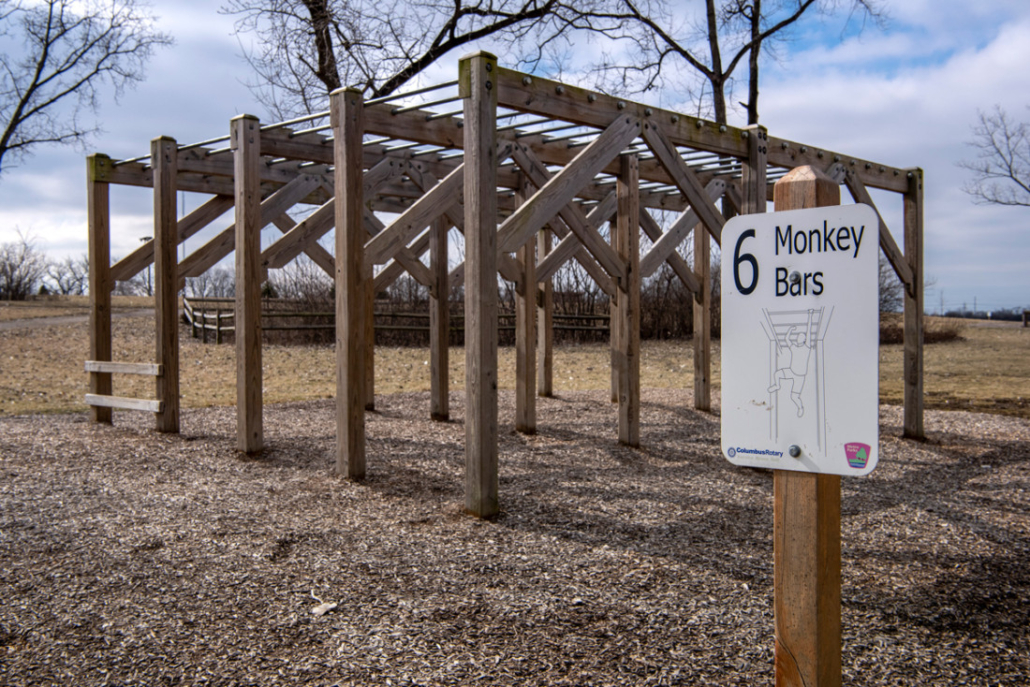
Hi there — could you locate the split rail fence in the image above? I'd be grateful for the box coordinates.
[85,52,925,520]
[182,296,611,343]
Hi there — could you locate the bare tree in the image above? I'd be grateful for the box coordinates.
[564,0,886,124]
[878,254,902,313]
[45,253,89,295]
[960,105,1030,208]
[222,0,883,124]
[221,0,601,119]
[0,230,48,299]
[0,0,171,175]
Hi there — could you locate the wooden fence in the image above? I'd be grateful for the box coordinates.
[183,297,611,344]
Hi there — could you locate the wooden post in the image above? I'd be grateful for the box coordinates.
[365,269,375,411]
[772,165,841,687]
[515,174,536,433]
[537,226,554,397]
[231,115,263,454]
[692,221,711,411]
[152,136,180,433]
[610,217,620,403]
[332,88,366,479]
[430,218,450,421]
[460,51,499,517]
[903,169,925,440]
[616,153,640,447]
[87,154,112,424]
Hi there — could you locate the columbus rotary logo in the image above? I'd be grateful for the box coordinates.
[727,448,736,458]
[845,442,872,469]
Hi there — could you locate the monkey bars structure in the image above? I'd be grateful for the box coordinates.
[85,52,925,517]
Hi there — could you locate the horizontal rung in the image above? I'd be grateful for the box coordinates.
[85,394,164,413]
[85,361,163,376]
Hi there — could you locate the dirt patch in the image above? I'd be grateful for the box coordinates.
[1,392,1028,685]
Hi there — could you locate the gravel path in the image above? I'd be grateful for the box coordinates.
[1,390,1028,686]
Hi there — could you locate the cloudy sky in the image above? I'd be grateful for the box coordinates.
[1,0,1028,313]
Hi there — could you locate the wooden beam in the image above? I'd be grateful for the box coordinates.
[537,224,554,398]
[232,115,264,454]
[460,51,500,518]
[112,195,235,283]
[152,136,180,433]
[497,122,640,270]
[363,209,436,292]
[85,361,162,376]
[641,121,726,244]
[493,67,749,159]
[270,213,335,276]
[430,219,450,421]
[767,135,909,193]
[615,153,640,447]
[510,143,623,289]
[904,169,925,441]
[515,175,536,434]
[639,178,726,277]
[87,154,112,424]
[693,219,711,412]
[178,175,321,284]
[743,125,768,216]
[85,394,163,414]
[332,88,367,479]
[263,193,336,270]
[535,192,617,283]
[638,211,702,295]
[406,151,524,289]
[843,173,915,292]
[364,163,464,266]
[373,229,433,293]
[772,165,842,687]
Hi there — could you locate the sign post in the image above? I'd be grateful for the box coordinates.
[720,166,880,687]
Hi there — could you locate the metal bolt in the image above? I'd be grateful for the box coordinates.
[555,85,565,95]
[617,101,626,110]
[850,159,856,166]
[719,125,727,133]
[485,63,493,72]
[696,120,704,129]
[817,150,824,158]
[781,141,789,149]
[485,80,492,90]
[789,271,801,284]
[588,93,597,103]
[742,131,749,139]
[865,162,872,169]
[671,115,679,123]
[834,155,840,162]
[789,445,801,458]
[800,146,807,153]
[879,166,885,172]
[522,76,532,86]
[644,108,653,116]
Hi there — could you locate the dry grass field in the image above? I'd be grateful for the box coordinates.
[0,299,1026,419]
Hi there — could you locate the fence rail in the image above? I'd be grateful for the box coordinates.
[182,297,611,343]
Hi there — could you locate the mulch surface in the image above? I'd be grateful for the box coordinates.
[1,390,1028,685]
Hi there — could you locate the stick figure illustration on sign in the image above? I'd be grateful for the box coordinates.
[760,306,833,450]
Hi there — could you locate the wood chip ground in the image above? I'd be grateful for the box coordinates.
[1,390,1028,685]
